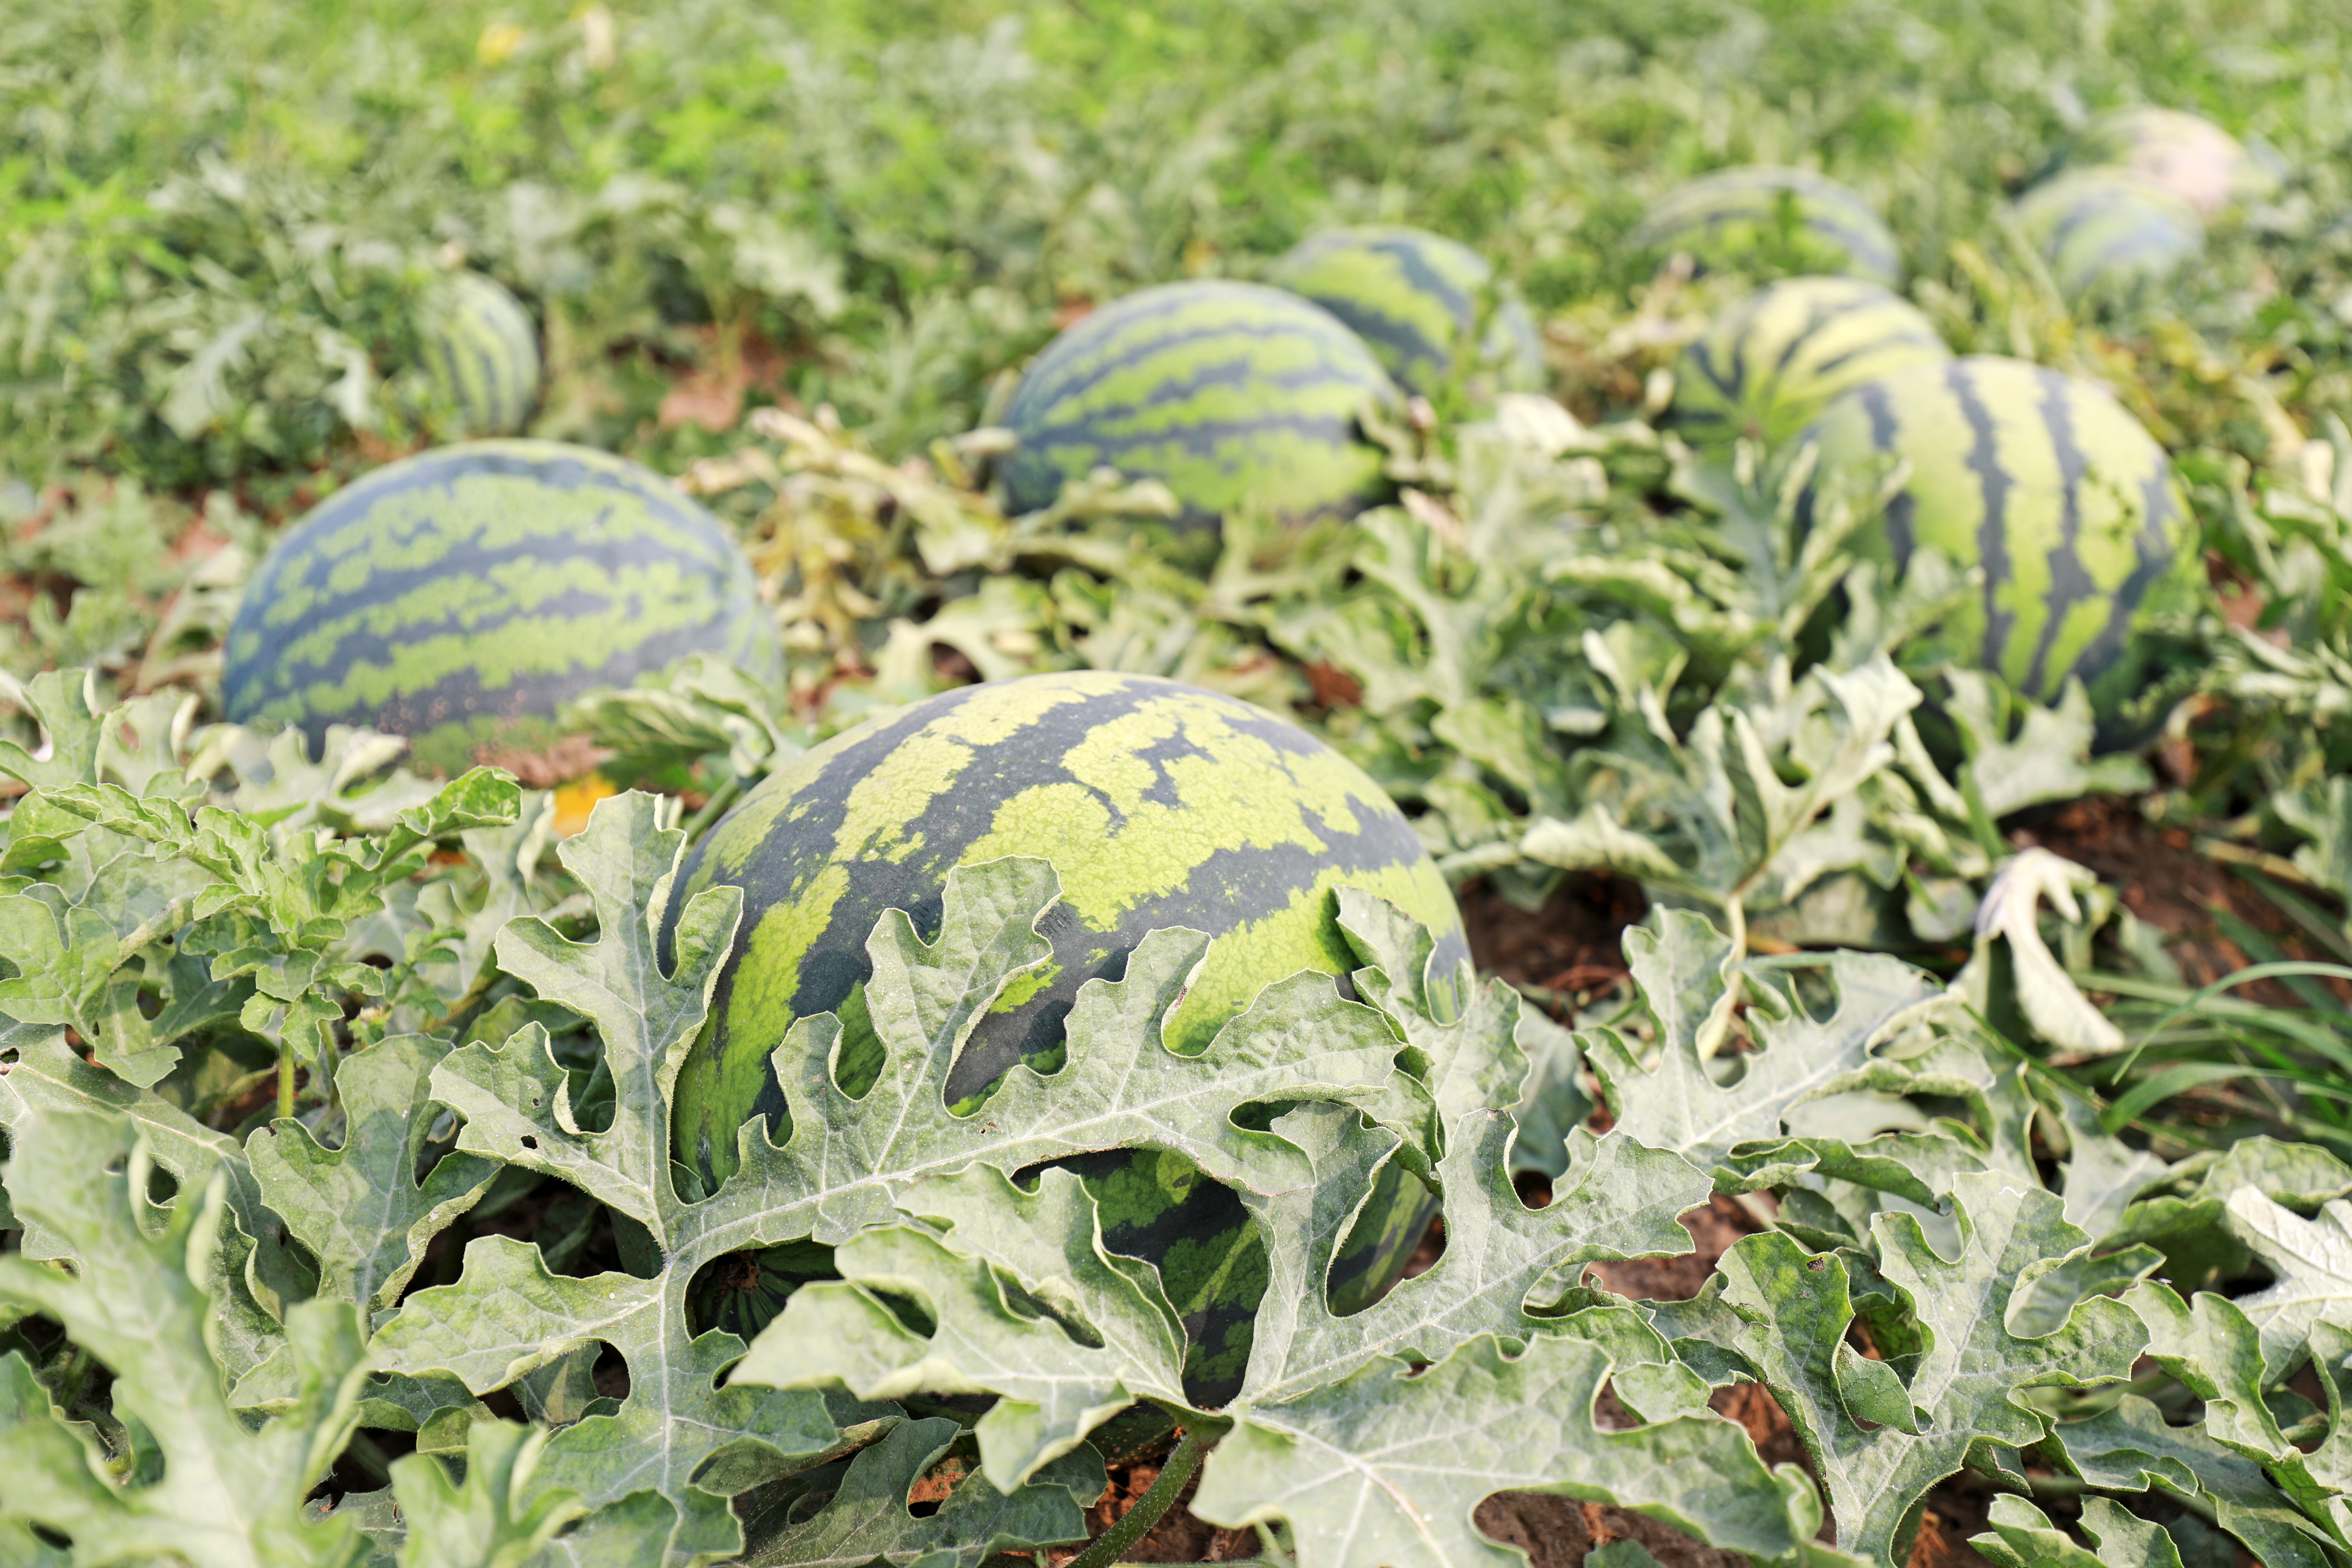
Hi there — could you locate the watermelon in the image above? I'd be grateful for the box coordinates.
[1000,281,1399,528]
[1268,226,1545,396]
[663,669,1468,1401]
[2066,106,2269,221]
[1674,277,1951,449]
[222,440,782,776]
[1631,167,1902,288]
[2010,169,2204,302]
[422,271,541,437]
[1798,356,2196,724]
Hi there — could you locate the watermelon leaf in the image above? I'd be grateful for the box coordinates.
[1190,1325,1819,1568]
[731,1414,1101,1568]
[386,1420,591,1568]
[185,721,443,835]
[1518,653,1920,936]
[564,653,807,790]
[2046,1392,2337,1568]
[738,897,1802,1567]
[14,755,523,1098]
[1955,849,2124,1057]
[1232,1102,1702,1409]
[1937,671,2152,821]
[0,1110,371,1568]
[1715,1177,2147,1567]
[378,792,1426,1566]
[1969,1494,2181,1568]
[246,1033,497,1322]
[734,1162,1195,1489]
[1577,911,1944,1181]
[2126,1278,2352,1559]
[0,1023,299,1386]
[370,793,864,1567]
[2216,1187,2352,1380]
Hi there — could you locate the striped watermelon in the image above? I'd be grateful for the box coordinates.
[1268,226,1545,396]
[1674,277,1951,449]
[1631,167,1902,289]
[2010,170,2204,302]
[1000,281,1399,528]
[222,441,781,776]
[1799,356,2196,724]
[422,271,541,437]
[663,670,1467,1401]
[2066,106,2269,222]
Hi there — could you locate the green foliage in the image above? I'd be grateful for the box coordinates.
[0,721,2346,1567]
[9,0,2352,1563]
[0,1111,371,1568]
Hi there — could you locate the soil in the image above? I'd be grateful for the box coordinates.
[1457,871,1650,1011]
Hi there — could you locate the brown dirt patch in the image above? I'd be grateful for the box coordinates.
[1475,1494,1749,1568]
[1459,871,1648,1012]
[1904,1492,1998,1568]
[1584,1194,1763,1303]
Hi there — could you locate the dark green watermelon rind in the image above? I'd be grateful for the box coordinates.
[2011,173,2205,299]
[1674,277,1951,449]
[222,441,781,771]
[1276,229,1480,387]
[427,273,541,437]
[1000,280,1398,525]
[1066,1145,1434,1408]
[662,671,1471,1186]
[1799,357,2197,728]
[1632,168,1903,288]
[1272,229,1542,396]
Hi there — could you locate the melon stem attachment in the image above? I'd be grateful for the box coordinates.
[1064,1426,1217,1568]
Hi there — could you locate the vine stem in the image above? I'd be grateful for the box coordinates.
[275,1041,296,1119]
[681,774,744,842]
[1063,1426,1217,1568]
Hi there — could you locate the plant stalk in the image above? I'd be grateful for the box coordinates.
[1063,1427,1216,1568]
[681,774,744,842]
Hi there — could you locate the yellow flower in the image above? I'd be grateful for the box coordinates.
[551,772,620,837]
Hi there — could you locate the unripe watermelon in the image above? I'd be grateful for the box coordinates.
[2010,170,2204,302]
[1799,356,2195,723]
[1674,277,1951,449]
[223,441,782,775]
[1631,167,1902,288]
[1001,281,1399,527]
[665,670,1467,1400]
[1268,226,1545,396]
[2066,106,2269,222]
[422,272,541,437]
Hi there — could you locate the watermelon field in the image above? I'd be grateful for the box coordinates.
[12,0,2352,1564]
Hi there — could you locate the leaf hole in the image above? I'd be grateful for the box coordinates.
[520,1135,539,1150]
[906,1451,967,1515]
[685,1239,839,1340]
